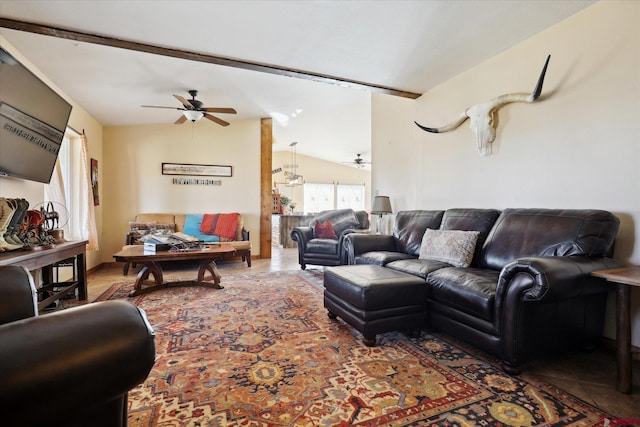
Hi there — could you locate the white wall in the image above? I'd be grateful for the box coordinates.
[102,120,261,261]
[372,1,640,345]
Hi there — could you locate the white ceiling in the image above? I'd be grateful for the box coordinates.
[0,0,595,166]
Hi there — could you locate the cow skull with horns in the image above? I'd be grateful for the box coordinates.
[415,55,551,156]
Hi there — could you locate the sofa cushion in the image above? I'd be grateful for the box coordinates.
[419,229,480,268]
[306,238,340,255]
[128,221,176,244]
[355,251,416,266]
[386,258,451,279]
[200,213,239,241]
[441,209,501,266]
[480,209,620,271]
[427,267,500,321]
[393,210,445,256]
[314,220,338,239]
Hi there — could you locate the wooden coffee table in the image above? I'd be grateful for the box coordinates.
[113,243,236,296]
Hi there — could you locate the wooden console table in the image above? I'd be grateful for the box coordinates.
[592,266,640,393]
[0,241,88,310]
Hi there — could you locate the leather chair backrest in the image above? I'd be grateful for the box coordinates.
[441,208,501,267]
[393,210,445,256]
[354,210,370,229]
[480,208,620,271]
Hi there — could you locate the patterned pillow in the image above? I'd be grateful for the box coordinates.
[314,220,337,239]
[129,221,156,244]
[419,229,480,268]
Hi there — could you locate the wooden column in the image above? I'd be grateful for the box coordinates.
[260,118,273,259]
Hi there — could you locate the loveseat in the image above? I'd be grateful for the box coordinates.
[290,209,370,269]
[124,212,251,274]
[0,266,156,427]
[326,208,622,373]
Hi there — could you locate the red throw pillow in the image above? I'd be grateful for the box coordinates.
[213,213,239,241]
[314,220,337,239]
[200,214,218,234]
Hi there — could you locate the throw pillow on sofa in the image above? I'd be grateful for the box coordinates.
[200,213,239,241]
[419,228,480,268]
[129,221,175,244]
[314,220,338,239]
[183,214,220,243]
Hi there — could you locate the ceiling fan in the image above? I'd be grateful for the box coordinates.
[141,90,237,126]
[343,154,371,168]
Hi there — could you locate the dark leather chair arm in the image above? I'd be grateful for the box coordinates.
[0,266,37,324]
[291,225,313,253]
[0,300,156,426]
[496,256,623,304]
[343,233,398,264]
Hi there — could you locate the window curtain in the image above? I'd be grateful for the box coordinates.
[44,154,70,239]
[80,132,99,250]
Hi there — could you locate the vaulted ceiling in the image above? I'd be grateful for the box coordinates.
[0,0,595,165]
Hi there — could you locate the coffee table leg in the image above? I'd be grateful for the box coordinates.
[197,259,223,289]
[130,261,164,296]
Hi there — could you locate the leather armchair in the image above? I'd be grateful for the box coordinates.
[0,265,156,427]
[291,209,370,269]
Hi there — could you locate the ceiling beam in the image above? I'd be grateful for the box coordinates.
[0,17,422,99]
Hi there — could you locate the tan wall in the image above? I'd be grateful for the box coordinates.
[372,1,640,345]
[101,121,261,261]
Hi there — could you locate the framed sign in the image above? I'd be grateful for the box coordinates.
[162,162,232,177]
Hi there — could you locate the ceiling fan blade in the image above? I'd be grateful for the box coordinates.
[141,105,181,109]
[204,113,230,127]
[203,107,237,114]
[174,115,187,124]
[174,95,193,109]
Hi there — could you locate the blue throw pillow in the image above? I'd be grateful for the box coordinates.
[183,214,221,243]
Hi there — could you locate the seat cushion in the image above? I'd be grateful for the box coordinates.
[427,267,500,322]
[386,258,451,280]
[355,251,416,266]
[306,238,339,255]
[324,265,426,310]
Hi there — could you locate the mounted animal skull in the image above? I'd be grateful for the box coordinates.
[415,55,550,155]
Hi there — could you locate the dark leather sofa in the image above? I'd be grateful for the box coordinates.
[0,265,156,427]
[337,208,622,373]
[291,209,370,269]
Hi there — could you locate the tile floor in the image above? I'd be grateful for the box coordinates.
[83,246,639,420]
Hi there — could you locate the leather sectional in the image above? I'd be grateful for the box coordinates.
[325,208,622,373]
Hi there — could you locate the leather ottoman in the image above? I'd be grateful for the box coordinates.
[323,265,427,346]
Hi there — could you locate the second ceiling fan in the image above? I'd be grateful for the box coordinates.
[142,90,237,126]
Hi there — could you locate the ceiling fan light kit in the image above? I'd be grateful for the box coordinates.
[142,90,236,126]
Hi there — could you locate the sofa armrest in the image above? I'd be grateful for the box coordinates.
[242,227,250,241]
[0,300,156,425]
[343,233,398,264]
[0,266,38,325]
[497,256,623,304]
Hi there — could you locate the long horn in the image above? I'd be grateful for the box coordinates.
[529,54,550,102]
[415,111,468,133]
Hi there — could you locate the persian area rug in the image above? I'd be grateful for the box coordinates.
[97,270,609,427]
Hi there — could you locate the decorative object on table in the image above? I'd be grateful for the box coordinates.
[91,158,99,206]
[415,55,551,156]
[141,90,237,126]
[289,202,297,215]
[371,195,392,234]
[278,194,290,214]
[35,201,69,244]
[284,141,303,186]
[162,162,232,177]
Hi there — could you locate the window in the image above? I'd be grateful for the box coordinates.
[303,183,365,214]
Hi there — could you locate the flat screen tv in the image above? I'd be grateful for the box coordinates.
[0,46,72,184]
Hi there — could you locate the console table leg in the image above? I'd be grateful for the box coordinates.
[616,283,632,393]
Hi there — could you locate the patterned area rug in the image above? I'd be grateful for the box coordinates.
[97,270,610,426]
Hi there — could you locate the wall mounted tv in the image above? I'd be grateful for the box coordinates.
[0,46,72,184]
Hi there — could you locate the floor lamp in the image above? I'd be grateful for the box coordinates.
[371,196,392,234]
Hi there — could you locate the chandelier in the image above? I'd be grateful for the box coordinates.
[284,141,303,186]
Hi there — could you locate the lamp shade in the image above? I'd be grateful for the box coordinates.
[183,110,204,122]
[371,196,392,214]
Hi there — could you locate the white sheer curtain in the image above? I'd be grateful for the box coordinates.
[46,132,99,250]
[79,132,99,250]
